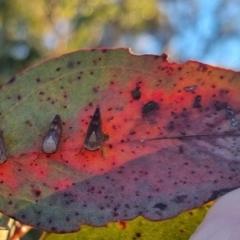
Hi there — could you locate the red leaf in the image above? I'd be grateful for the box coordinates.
[0,49,239,232]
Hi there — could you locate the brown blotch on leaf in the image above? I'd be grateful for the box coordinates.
[17,95,22,101]
[36,77,41,83]
[153,202,167,210]
[25,120,33,127]
[214,101,227,111]
[56,67,61,72]
[131,86,141,100]
[92,87,99,93]
[34,190,41,197]
[142,101,159,116]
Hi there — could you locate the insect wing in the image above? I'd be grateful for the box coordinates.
[42,114,62,154]
[84,107,103,151]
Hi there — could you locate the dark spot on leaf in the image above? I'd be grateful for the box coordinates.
[192,95,202,108]
[39,91,44,95]
[179,146,184,154]
[67,61,74,69]
[142,101,159,116]
[56,67,61,71]
[208,187,237,201]
[136,232,141,238]
[214,101,227,111]
[33,190,41,197]
[167,121,175,131]
[17,95,22,101]
[198,63,207,72]
[103,134,109,141]
[36,77,41,83]
[131,86,141,100]
[92,87,99,93]
[173,195,187,203]
[8,76,16,84]
[153,203,167,210]
[161,53,167,61]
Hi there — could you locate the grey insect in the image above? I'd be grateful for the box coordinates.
[42,114,62,154]
[84,107,103,151]
[0,132,7,164]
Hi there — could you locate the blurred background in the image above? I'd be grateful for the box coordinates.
[1,0,240,84]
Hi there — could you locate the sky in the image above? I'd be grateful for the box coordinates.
[131,0,240,71]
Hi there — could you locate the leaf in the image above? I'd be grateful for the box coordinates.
[42,204,210,240]
[0,49,239,232]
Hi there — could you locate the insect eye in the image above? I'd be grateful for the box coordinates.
[42,114,62,154]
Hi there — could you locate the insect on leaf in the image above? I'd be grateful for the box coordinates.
[42,114,62,154]
[84,107,103,151]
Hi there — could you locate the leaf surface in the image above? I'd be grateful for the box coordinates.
[0,49,239,232]
[43,204,210,240]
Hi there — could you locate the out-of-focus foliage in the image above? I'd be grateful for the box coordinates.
[0,0,167,82]
[1,0,240,83]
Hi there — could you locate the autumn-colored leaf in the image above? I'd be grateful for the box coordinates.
[43,204,211,240]
[0,49,239,232]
